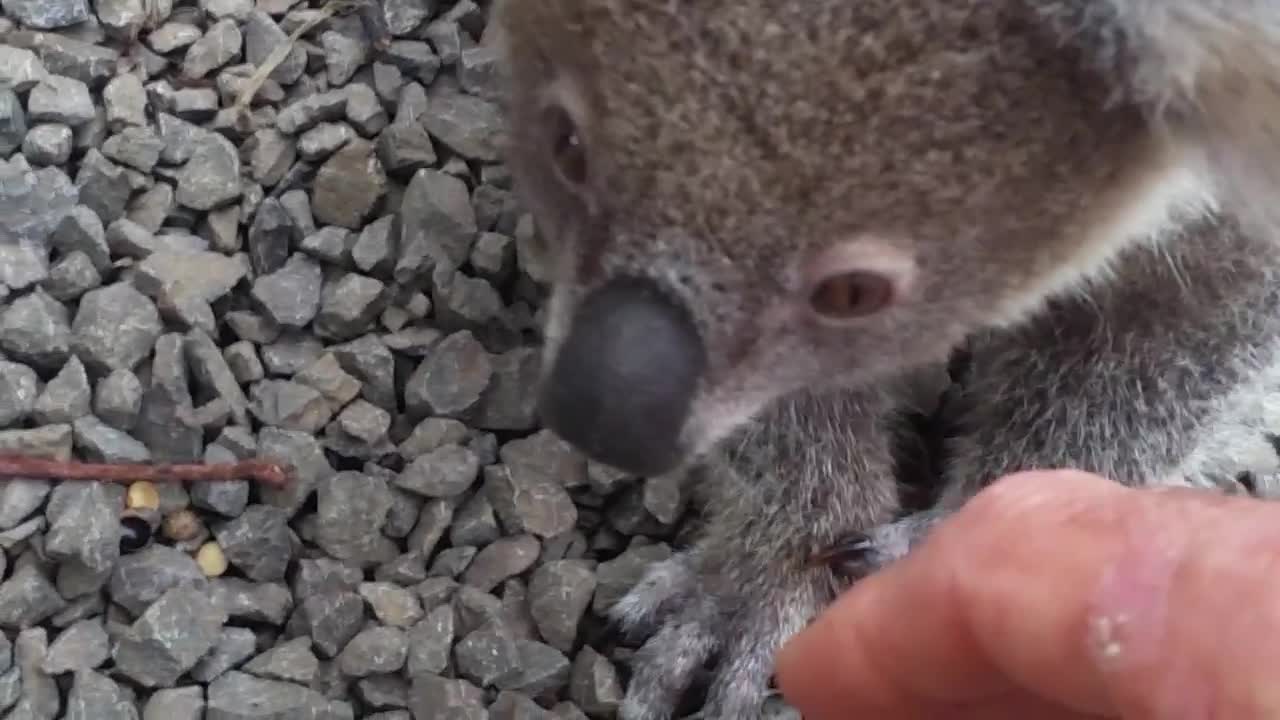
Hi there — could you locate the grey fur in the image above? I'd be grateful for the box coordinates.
[493,1,1280,717]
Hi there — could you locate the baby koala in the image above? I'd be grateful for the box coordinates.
[492,1,1280,718]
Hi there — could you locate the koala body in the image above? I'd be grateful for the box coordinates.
[493,1,1280,717]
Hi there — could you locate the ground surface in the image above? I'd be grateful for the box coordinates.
[0,0,689,716]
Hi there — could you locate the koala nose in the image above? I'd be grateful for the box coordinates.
[538,275,706,477]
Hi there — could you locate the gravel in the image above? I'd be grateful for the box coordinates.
[0,0,688,716]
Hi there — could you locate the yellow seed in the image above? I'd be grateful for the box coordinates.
[162,509,203,542]
[126,481,160,511]
[195,541,228,577]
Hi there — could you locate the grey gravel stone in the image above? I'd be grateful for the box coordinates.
[337,626,407,677]
[249,380,333,434]
[312,137,386,229]
[291,591,364,659]
[396,443,480,498]
[113,586,228,688]
[190,627,257,683]
[0,46,49,90]
[109,544,208,616]
[42,619,110,675]
[64,669,140,720]
[528,560,597,653]
[408,674,486,720]
[0,480,52,531]
[0,89,29,157]
[28,75,94,126]
[422,88,505,162]
[72,415,151,462]
[214,505,294,583]
[177,134,242,211]
[207,578,293,626]
[71,283,162,374]
[569,646,624,718]
[395,168,476,282]
[314,272,388,341]
[184,18,242,78]
[95,369,143,430]
[43,251,102,301]
[454,620,522,689]
[0,564,66,629]
[462,535,540,592]
[241,636,318,684]
[0,361,38,428]
[314,471,395,568]
[101,127,165,172]
[251,253,323,328]
[8,627,59,719]
[207,671,351,719]
[143,686,205,720]
[404,330,491,420]
[23,123,73,165]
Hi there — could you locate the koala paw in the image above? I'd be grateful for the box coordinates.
[608,549,825,720]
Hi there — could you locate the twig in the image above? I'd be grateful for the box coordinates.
[0,456,294,488]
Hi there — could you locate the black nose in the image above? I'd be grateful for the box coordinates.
[538,275,706,477]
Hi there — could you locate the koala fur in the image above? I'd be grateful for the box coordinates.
[493,1,1280,718]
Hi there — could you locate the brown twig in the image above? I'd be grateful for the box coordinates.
[0,456,294,488]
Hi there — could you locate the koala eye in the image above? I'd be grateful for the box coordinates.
[544,104,587,188]
[808,271,894,319]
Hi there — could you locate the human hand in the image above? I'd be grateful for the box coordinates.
[775,469,1280,719]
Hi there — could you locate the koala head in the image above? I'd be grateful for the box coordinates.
[495,0,1190,476]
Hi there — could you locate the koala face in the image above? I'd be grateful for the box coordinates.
[496,0,1188,476]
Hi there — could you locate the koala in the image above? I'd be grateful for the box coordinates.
[492,1,1280,718]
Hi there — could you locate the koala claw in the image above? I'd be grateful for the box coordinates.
[610,551,818,720]
[818,509,948,577]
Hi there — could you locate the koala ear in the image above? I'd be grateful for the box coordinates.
[799,238,918,323]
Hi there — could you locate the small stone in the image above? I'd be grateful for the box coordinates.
[44,251,102,302]
[333,399,391,446]
[251,252,323,328]
[73,415,151,462]
[396,443,480,498]
[0,564,66,629]
[244,11,306,84]
[312,137,386,229]
[0,288,71,372]
[28,74,95,126]
[148,21,203,53]
[72,283,163,374]
[383,0,436,35]
[403,331,491,420]
[103,73,148,129]
[184,18,242,78]
[0,46,48,90]
[176,134,242,211]
[338,626,407,677]
[64,668,136,720]
[321,30,369,87]
[231,636,312,685]
[0,479,51,531]
[213,505,293,582]
[298,121,354,161]
[95,369,144,430]
[207,671,346,718]
[112,585,228,688]
[313,471,395,568]
[462,535,540,592]
[345,83,386,136]
[422,88,505,162]
[249,380,333,433]
[101,126,165,172]
[22,123,73,165]
[292,591,364,659]
[30,355,87,427]
[144,686,206,720]
[528,561,596,653]
[42,619,110,674]
[350,216,395,275]
[314,271,388,341]
[1,0,89,29]
[109,544,208,615]
[189,626,256,684]
[358,582,423,628]
[484,464,578,540]
[0,361,38,428]
[454,621,522,688]
[247,127,296,187]
[395,168,476,282]
[96,0,146,38]
[569,647,623,717]
[207,578,292,625]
